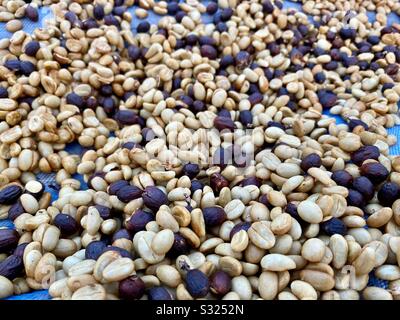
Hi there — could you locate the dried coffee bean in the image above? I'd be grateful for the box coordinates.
[190,180,204,193]
[53,213,79,236]
[4,60,21,72]
[0,185,23,205]
[185,269,210,298]
[300,153,321,172]
[182,163,200,179]
[119,276,145,300]
[93,5,105,20]
[360,162,389,184]
[239,110,253,127]
[200,45,217,59]
[114,110,140,126]
[348,119,369,131]
[0,86,8,98]
[202,207,227,227]
[347,189,365,207]
[137,21,150,33]
[331,170,353,188]
[148,286,173,300]
[24,41,40,57]
[126,210,154,233]
[317,90,337,109]
[19,61,35,76]
[0,255,24,280]
[262,0,274,13]
[87,172,106,189]
[25,5,39,22]
[0,229,19,253]
[229,222,251,240]
[108,180,129,195]
[128,45,141,61]
[235,51,251,69]
[25,180,45,199]
[95,205,112,220]
[320,217,347,236]
[13,243,28,257]
[377,182,400,207]
[352,176,375,200]
[285,202,302,221]
[267,121,285,130]
[142,186,168,212]
[239,177,261,187]
[8,201,25,221]
[210,271,231,296]
[340,28,356,39]
[210,173,229,193]
[351,145,380,166]
[116,185,143,203]
[112,229,132,242]
[214,116,235,131]
[66,92,85,108]
[220,55,235,68]
[85,241,107,260]
[168,2,180,15]
[102,246,132,259]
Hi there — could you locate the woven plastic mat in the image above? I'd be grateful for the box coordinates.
[0,0,399,299]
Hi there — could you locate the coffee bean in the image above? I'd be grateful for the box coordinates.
[185,269,210,298]
[126,210,154,233]
[300,153,322,172]
[351,145,380,166]
[0,185,23,205]
[119,276,145,300]
[210,173,229,193]
[202,207,227,227]
[142,186,168,212]
[331,170,353,188]
[148,286,173,300]
[0,229,19,254]
[210,270,231,296]
[377,182,400,207]
[53,213,79,236]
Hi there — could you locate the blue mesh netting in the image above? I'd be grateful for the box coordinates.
[0,0,399,299]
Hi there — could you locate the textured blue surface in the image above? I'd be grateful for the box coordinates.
[1,0,399,300]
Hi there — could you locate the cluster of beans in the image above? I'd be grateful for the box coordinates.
[1,0,400,300]
[0,1,41,32]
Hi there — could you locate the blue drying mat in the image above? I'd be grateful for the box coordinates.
[367,271,389,290]
[3,290,52,301]
[1,0,400,300]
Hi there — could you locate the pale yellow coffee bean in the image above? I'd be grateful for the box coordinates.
[0,275,14,299]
